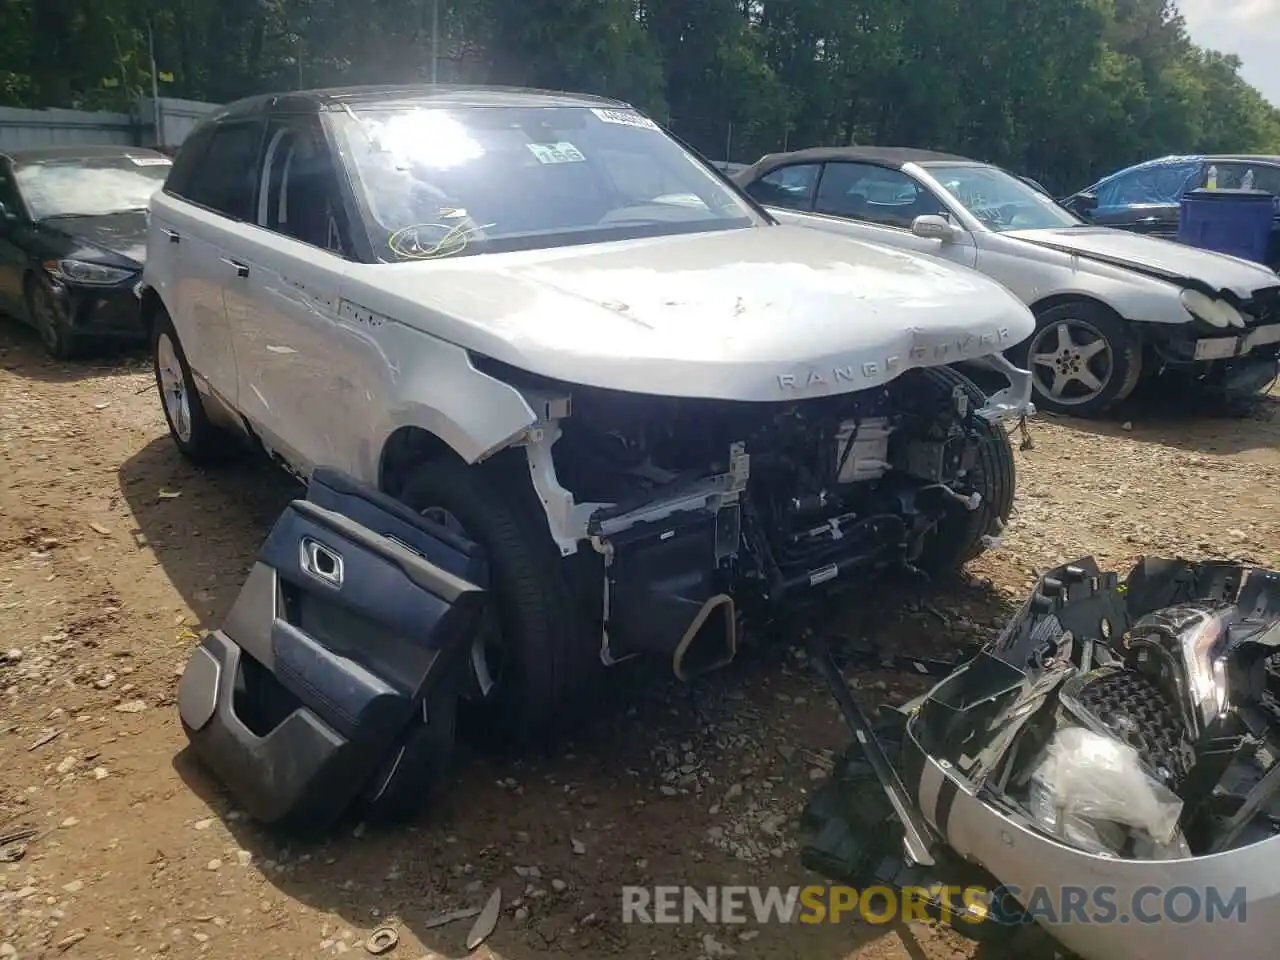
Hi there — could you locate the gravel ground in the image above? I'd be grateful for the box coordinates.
[1,319,1277,960]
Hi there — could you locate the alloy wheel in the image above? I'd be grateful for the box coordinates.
[1028,318,1114,405]
[156,332,193,443]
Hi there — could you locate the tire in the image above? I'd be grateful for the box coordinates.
[396,455,602,743]
[26,274,76,360]
[151,308,232,464]
[916,367,1016,575]
[1009,301,1142,417]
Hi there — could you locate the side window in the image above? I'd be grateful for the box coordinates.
[815,162,944,229]
[180,120,265,220]
[163,123,215,199]
[743,164,819,210]
[256,117,352,257]
[1218,163,1280,195]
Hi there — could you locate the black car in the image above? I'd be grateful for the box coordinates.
[1060,154,1280,268]
[0,145,172,358]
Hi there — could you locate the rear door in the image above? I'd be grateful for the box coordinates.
[152,118,267,406]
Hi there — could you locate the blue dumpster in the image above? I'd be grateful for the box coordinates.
[1177,187,1274,263]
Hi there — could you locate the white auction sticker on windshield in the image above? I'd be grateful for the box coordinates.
[526,142,586,164]
[130,156,172,166]
[590,108,660,131]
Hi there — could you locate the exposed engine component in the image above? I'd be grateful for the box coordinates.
[537,368,998,678]
[800,556,1280,960]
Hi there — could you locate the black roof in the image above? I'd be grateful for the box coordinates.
[736,145,979,182]
[1,144,169,165]
[215,84,633,121]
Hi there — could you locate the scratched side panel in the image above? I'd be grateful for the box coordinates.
[211,219,361,476]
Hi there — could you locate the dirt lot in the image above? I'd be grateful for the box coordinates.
[1,319,1277,960]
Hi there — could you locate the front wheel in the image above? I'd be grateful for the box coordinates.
[916,367,1016,575]
[26,274,75,360]
[396,454,603,743]
[1010,301,1142,417]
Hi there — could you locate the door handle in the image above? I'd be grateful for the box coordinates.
[220,257,249,278]
[162,228,180,243]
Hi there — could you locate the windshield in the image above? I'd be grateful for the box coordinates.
[927,164,1081,232]
[330,104,759,261]
[14,155,170,219]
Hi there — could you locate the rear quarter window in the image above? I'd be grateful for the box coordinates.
[163,124,215,199]
[170,120,265,220]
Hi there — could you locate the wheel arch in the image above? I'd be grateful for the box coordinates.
[1028,292,1125,323]
[138,284,168,340]
[378,425,464,497]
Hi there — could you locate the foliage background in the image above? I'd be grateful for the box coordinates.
[1,0,1277,191]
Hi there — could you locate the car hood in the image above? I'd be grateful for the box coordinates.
[1005,226,1280,300]
[344,225,1035,402]
[42,211,148,266]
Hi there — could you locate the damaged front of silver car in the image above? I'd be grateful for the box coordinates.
[804,556,1280,959]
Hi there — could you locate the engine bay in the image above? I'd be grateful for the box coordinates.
[551,368,992,600]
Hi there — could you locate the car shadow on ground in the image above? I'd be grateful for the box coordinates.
[118,436,299,627]
[170,650,1051,960]
[1043,381,1279,456]
[122,432,1041,960]
[0,316,149,384]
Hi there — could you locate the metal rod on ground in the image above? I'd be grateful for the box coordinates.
[809,635,937,867]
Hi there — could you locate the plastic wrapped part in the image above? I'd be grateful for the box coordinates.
[1030,726,1185,849]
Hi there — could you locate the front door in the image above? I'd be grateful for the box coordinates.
[1088,160,1202,239]
[768,161,979,270]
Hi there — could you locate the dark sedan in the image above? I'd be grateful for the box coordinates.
[0,145,171,358]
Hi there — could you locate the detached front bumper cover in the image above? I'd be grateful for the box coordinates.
[803,556,1280,960]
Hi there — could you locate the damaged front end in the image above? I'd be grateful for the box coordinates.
[803,557,1280,960]
[509,359,1031,687]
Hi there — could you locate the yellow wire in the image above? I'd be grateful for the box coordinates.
[388,220,494,260]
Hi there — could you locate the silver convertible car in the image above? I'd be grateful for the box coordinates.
[735,147,1280,417]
